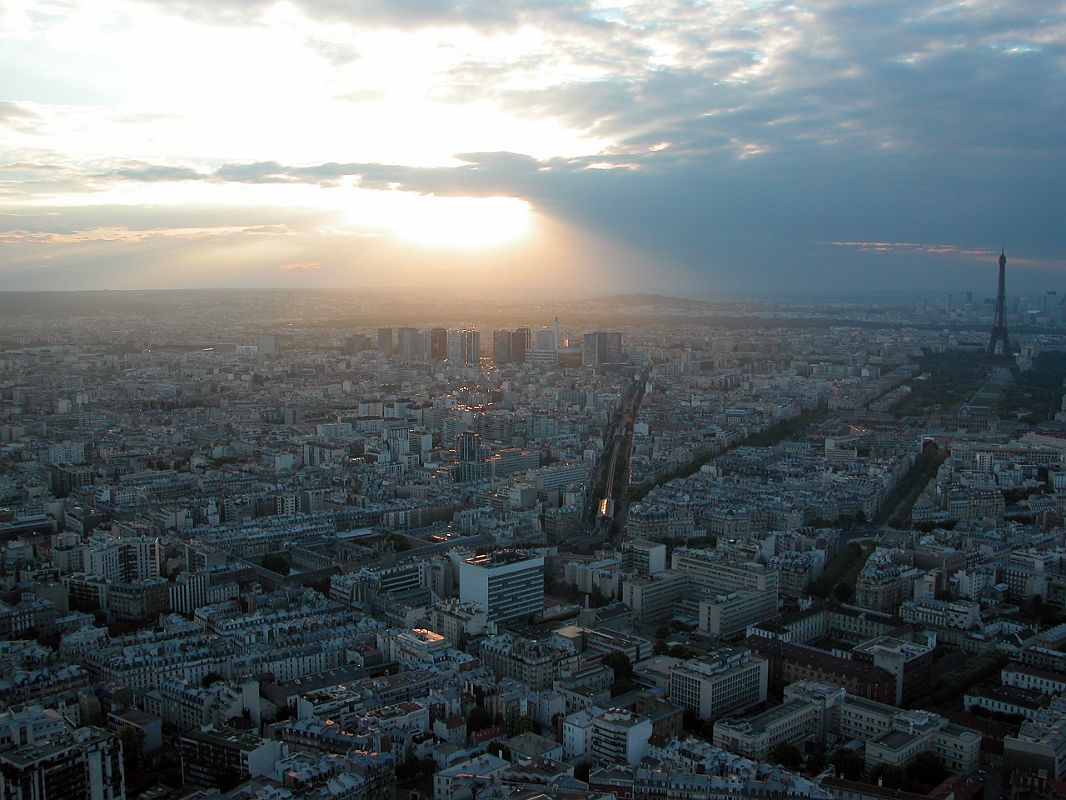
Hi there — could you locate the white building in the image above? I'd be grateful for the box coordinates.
[433,753,509,800]
[713,699,820,760]
[563,706,604,762]
[0,705,67,749]
[621,540,666,575]
[1003,662,1066,695]
[699,590,777,639]
[669,648,768,721]
[591,708,652,767]
[899,598,981,630]
[459,550,544,621]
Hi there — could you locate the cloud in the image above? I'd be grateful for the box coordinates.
[0,224,293,245]
[107,164,206,182]
[2,0,1064,294]
[142,0,600,33]
[99,151,554,197]
[825,242,999,258]
[824,241,1066,273]
[0,101,37,121]
[277,260,321,271]
[0,101,39,133]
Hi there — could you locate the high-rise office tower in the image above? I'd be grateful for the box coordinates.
[413,330,429,360]
[344,334,372,355]
[462,329,481,365]
[447,329,481,365]
[377,327,394,356]
[456,430,484,482]
[397,327,417,359]
[529,328,558,367]
[430,328,448,360]
[1042,290,1058,316]
[447,330,462,364]
[512,328,530,363]
[493,330,513,364]
[458,430,482,464]
[583,331,623,366]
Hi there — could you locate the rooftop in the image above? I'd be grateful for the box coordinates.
[463,549,541,567]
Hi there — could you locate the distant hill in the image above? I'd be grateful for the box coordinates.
[0,291,161,317]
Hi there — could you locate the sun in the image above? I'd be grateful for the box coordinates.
[387,194,533,250]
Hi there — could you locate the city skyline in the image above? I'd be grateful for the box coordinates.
[1,1,1064,294]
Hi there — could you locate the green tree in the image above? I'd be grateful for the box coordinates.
[805,750,827,776]
[261,552,290,575]
[395,756,420,780]
[870,764,906,789]
[601,650,633,681]
[467,707,493,733]
[769,741,802,770]
[388,534,412,552]
[116,725,145,770]
[904,751,946,788]
[201,671,224,688]
[511,714,539,736]
[808,577,832,598]
[653,639,669,655]
[829,749,864,781]
[668,644,698,659]
[833,581,853,602]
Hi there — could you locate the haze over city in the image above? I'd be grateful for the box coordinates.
[1,0,1064,295]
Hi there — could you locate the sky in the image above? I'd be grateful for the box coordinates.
[0,0,1064,297]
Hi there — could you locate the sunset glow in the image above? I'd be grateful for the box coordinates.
[0,0,1061,291]
[385,195,532,250]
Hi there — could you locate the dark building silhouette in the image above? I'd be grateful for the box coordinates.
[430,327,448,360]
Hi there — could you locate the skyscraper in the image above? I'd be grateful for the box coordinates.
[987,250,1014,361]
[493,330,513,364]
[583,331,623,366]
[458,430,482,464]
[430,327,448,360]
[512,328,530,363]
[462,329,481,365]
[377,327,394,356]
[447,329,481,365]
[396,327,417,359]
[447,330,462,363]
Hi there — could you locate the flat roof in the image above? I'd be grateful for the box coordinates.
[463,549,540,567]
[875,728,917,751]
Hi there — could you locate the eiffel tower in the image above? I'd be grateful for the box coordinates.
[987,249,1014,362]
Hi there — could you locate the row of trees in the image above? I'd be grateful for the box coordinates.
[910,650,1009,707]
